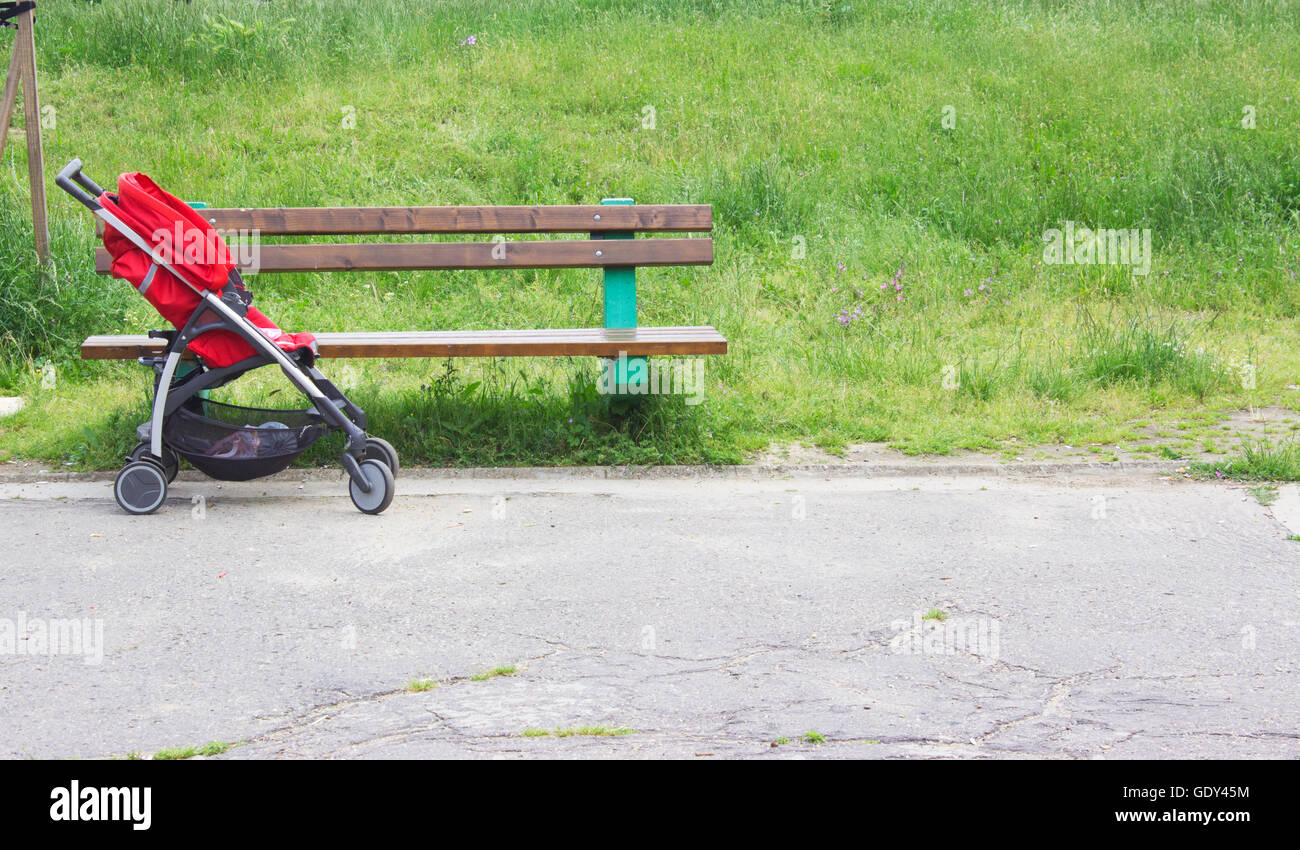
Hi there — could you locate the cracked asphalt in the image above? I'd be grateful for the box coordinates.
[1,468,1298,759]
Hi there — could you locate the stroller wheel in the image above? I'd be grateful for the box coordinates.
[363,437,399,479]
[349,459,395,515]
[128,442,179,484]
[115,461,169,515]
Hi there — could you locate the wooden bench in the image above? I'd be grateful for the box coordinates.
[82,198,725,392]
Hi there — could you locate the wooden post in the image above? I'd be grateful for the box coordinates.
[0,26,20,155]
[0,3,48,262]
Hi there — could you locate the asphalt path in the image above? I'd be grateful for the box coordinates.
[2,467,1297,759]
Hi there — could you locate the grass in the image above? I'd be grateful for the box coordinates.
[1077,311,1229,399]
[151,740,237,760]
[1196,440,1300,482]
[470,664,517,681]
[522,726,635,738]
[406,678,438,693]
[802,730,826,745]
[922,608,947,622]
[1248,484,1279,506]
[2,0,1299,467]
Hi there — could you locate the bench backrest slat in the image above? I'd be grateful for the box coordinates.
[93,237,713,274]
[196,204,712,235]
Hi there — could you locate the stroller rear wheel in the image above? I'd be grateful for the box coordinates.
[363,437,400,479]
[115,461,169,515]
[349,458,395,515]
[128,442,179,483]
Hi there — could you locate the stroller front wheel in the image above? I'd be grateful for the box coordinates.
[349,459,395,515]
[115,461,169,515]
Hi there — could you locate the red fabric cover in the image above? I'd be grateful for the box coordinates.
[99,171,315,368]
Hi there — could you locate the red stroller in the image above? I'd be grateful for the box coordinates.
[57,158,398,515]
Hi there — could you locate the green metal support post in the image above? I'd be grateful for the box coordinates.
[598,197,646,396]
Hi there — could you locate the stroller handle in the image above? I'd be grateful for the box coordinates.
[56,158,106,211]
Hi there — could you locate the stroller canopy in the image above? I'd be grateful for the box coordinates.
[99,171,315,368]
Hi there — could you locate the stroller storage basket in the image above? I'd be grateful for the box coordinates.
[164,399,326,482]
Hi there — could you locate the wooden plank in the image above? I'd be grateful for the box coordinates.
[95,237,713,274]
[194,204,712,235]
[81,326,727,360]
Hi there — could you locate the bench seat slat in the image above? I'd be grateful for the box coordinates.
[81,326,727,360]
[93,238,713,274]
[196,204,712,235]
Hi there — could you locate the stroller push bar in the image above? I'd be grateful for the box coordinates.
[55,157,398,515]
[55,158,105,210]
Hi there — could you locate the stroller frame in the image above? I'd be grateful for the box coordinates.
[57,158,397,515]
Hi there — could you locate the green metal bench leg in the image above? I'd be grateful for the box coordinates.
[599,197,647,397]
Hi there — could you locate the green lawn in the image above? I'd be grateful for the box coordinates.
[1,0,1298,469]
